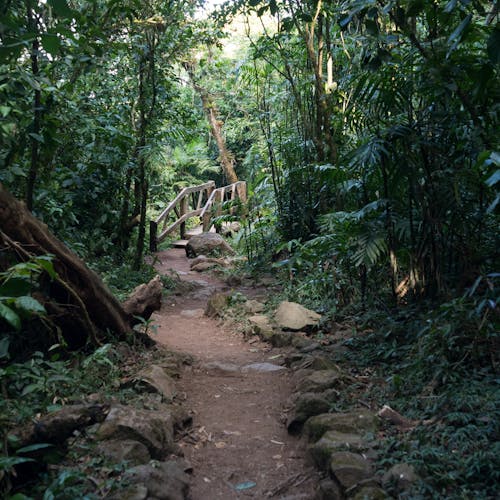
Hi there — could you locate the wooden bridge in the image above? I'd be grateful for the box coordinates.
[149,180,247,252]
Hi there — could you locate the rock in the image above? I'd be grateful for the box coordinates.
[123,275,163,322]
[241,362,286,373]
[269,331,295,347]
[180,309,204,319]
[304,411,378,442]
[330,451,373,490]
[290,335,315,349]
[220,221,241,236]
[248,314,274,341]
[300,342,321,353]
[382,463,419,492]
[243,299,265,314]
[98,439,150,465]
[351,486,389,499]
[201,361,240,374]
[225,274,242,287]
[108,484,148,500]
[309,355,339,371]
[309,431,365,470]
[315,478,343,500]
[191,261,219,272]
[189,255,227,269]
[21,404,110,445]
[185,232,235,258]
[275,301,321,331]
[285,352,306,367]
[287,392,332,435]
[124,460,190,500]
[96,405,175,459]
[298,369,344,394]
[133,365,176,402]
[205,292,229,317]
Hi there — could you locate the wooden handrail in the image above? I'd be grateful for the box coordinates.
[149,180,246,252]
[149,181,215,252]
[154,181,215,226]
[201,181,247,232]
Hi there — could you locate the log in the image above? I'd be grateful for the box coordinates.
[9,404,110,449]
[122,275,163,324]
[0,183,132,345]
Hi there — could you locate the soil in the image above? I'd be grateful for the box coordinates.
[152,248,319,499]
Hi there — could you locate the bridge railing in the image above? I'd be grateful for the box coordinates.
[200,181,247,232]
[149,180,247,252]
[149,181,215,252]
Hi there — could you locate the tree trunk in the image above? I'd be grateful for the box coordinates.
[183,62,238,184]
[26,10,41,212]
[0,183,132,345]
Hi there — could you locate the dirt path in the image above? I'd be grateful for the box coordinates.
[152,248,318,499]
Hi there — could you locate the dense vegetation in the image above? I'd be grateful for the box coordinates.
[1,0,498,498]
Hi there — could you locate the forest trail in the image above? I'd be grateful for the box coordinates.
[151,248,319,499]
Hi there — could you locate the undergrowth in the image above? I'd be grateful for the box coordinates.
[326,283,499,498]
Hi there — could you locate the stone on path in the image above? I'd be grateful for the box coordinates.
[205,292,228,317]
[329,451,374,490]
[298,369,344,393]
[286,392,332,435]
[309,431,366,470]
[304,411,378,442]
[275,301,321,331]
[241,362,286,373]
[96,405,175,459]
[382,463,419,492]
[180,309,204,319]
[133,365,176,401]
[248,314,273,336]
[98,439,150,466]
[124,460,190,500]
[185,232,235,258]
[352,486,389,499]
[191,261,219,272]
[316,478,343,500]
[201,361,240,375]
[243,299,265,313]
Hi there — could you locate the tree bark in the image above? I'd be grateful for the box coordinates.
[0,183,132,344]
[26,9,41,211]
[183,62,238,184]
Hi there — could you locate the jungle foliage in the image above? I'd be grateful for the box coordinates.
[1,0,499,498]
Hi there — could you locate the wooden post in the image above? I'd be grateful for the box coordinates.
[237,181,247,203]
[215,189,224,233]
[180,196,188,239]
[149,220,158,252]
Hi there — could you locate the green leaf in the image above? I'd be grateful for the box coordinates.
[365,19,379,36]
[41,34,61,55]
[48,0,74,18]
[0,336,10,360]
[448,14,472,44]
[485,170,500,187]
[0,303,21,330]
[0,456,35,472]
[0,277,32,297]
[16,443,54,454]
[269,0,278,15]
[29,133,45,143]
[0,105,11,117]
[15,296,46,315]
[35,256,57,279]
[444,0,458,13]
[21,383,40,396]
